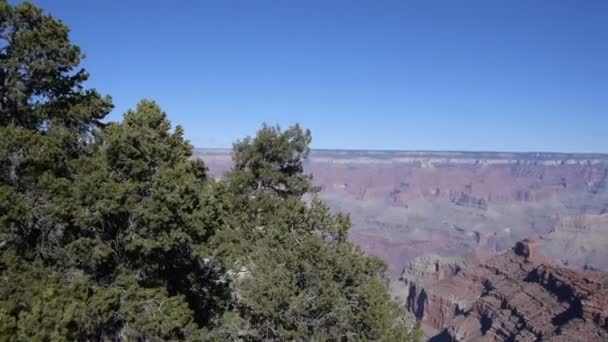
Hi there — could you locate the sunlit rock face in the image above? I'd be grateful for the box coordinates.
[396,240,608,341]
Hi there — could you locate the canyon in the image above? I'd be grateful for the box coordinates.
[198,149,608,341]
[199,149,608,273]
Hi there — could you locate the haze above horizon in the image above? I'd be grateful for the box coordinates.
[32,0,608,153]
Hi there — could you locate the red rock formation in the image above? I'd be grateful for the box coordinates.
[399,240,608,341]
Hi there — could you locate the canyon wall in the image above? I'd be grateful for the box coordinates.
[198,149,608,276]
[397,240,608,341]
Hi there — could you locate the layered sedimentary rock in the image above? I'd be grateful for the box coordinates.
[199,149,608,205]
[199,149,608,275]
[398,240,608,341]
[201,149,608,339]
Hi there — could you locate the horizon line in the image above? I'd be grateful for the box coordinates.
[195,147,608,157]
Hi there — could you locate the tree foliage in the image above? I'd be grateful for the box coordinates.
[0,1,421,341]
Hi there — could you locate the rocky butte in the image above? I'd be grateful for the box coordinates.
[396,239,608,341]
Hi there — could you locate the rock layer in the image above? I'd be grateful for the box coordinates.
[199,149,608,275]
[399,240,608,341]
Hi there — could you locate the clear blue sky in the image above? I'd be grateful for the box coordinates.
[30,0,608,152]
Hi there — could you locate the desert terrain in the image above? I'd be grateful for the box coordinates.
[198,149,608,275]
[196,150,608,342]
[199,148,608,340]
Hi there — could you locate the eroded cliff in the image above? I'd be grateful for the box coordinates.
[398,240,608,341]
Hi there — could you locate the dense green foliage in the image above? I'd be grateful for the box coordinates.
[0,1,421,340]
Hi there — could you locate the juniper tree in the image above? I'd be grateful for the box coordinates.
[210,124,419,340]
[0,0,112,258]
